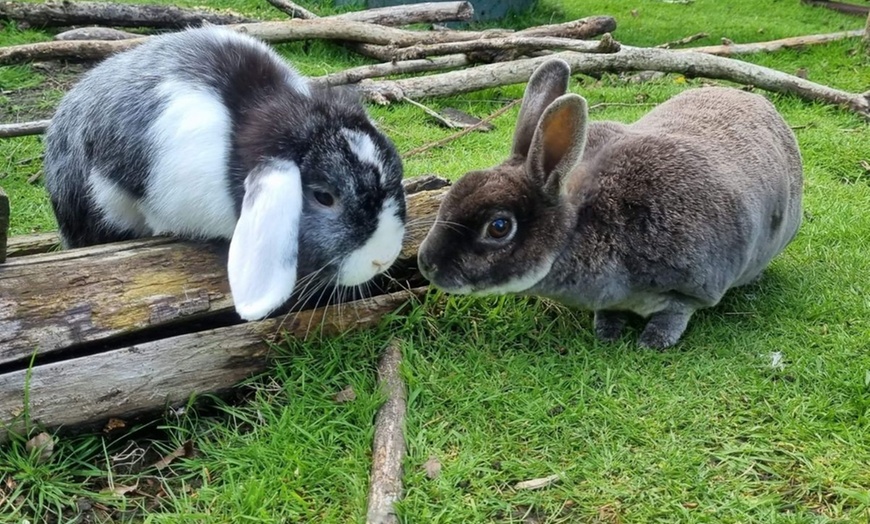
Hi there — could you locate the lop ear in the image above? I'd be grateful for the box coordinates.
[227,160,303,321]
[527,94,589,195]
[512,58,571,158]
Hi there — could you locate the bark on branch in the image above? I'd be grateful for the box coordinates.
[356,48,870,118]
[0,119,50,138]
[268,0,475,26]
[0,14,617,66]
[386,33,619,62]
[365,339,407,524]
[0,1,254,28]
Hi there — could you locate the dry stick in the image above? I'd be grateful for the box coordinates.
[54,27,141,41]
[268,0,474,26]
[677,29,865,56]
[317,55,471,87]
[264,0,318,19]
[864,12,870,53]
[0,119,50,138]
[404,99,521,157]
[656,32,709,49]
[366,339,407,524]
[357,48,870,118]
[387,33,620,61]
[0,1,254,28]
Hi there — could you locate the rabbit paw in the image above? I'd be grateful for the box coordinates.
[594,310,629,342]
[638,308,693,350]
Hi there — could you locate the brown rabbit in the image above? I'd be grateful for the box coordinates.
[417,58,803,349]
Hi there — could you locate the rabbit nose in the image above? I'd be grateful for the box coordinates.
[418,256,436,275]
[372,260,388,271]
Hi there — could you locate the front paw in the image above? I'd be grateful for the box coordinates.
[594,310,628,342]
[638,309,693,350]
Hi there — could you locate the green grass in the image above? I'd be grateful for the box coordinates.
[2,0,870,522]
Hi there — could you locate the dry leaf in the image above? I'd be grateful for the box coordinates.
[514,474,561,491]
[683,502,699,509]
[333,385,357,403]
[152,440,194,470]
[103,418,126,432]
[423,455,442,479]
[101,482,138,497]
[25,432,54,464]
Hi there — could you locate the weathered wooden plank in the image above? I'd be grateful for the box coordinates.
[0,186,8,264]
[0,288,426,441]
[4,231,60,258]
[0,187,445,366]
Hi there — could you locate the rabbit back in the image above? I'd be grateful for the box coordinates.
[44,27,310,247]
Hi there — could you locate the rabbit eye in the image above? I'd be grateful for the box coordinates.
[486,217,513,239]
[313,191,335,207]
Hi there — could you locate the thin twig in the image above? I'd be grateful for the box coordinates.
[403,98,462,128]
[264,0,318,19]
[656,32,709,49]
[0,119,50,138]
[404,99,521,158]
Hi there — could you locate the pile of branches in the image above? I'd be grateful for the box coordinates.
[0,0,868,142]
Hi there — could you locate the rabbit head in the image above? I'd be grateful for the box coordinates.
[418,58,591,295]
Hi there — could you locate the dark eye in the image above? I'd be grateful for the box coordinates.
[313,191,335,207]
[486,217,513,239]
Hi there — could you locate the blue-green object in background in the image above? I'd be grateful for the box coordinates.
[334,0,536,22]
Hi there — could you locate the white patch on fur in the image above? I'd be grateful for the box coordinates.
[228,160,303,321]
[341,128,383,182]
[141,81,237,240]
[338,198,404,286]
[475,257,555,296]
[88,170,151,236]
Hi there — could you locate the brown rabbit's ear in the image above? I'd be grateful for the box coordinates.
[512,58,571,158]
[527,94,589,194]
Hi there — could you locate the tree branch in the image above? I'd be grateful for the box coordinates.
[264,0,317,19]
[678,29,865,56]
[0,1,254,28]
[386,33,619,62]
[366,339,407,524]
[356,48,870,118]
[0,119,50,138]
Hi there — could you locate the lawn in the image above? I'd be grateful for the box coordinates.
[1,0,870,522]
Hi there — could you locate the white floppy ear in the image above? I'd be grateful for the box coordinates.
[227,160,303,321]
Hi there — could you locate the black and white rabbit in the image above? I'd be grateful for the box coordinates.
[418,58,803,349]
[44,26,407,321]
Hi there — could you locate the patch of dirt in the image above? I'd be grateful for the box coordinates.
[0,62,92,121]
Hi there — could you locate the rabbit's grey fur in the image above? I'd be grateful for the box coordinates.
[418,59,803,349]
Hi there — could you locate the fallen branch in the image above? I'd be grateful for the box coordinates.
[656,32,708,49]
[0,119,50,138]
[269,0,474,26]
[404,99,521,157]
[366,339,407,524]
[357,48,870,118]
[678,29,865,56]
[387,33,619,62]
[801,0,869,16]
[0,1,254,28]
[317,55,471,87]
[54,27,141,41]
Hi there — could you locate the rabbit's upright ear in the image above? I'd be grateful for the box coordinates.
[227,160,303,321]
[512,58,571,158]
[527,94,589,195]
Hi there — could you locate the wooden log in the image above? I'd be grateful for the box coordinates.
[0,186,446,367]
[0,287,426,441]
[365,339,407,524]
[54,27,141,41]
[679,29,865,56]
[268,1,474,26]
[0,1,255,28]
[385,34,619,62]
[0,186,8,264]
[0,119,50,138]
[265,0,318,20]
[5,231,60,258]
